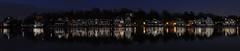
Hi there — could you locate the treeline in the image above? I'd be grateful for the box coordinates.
[2,8,239,26]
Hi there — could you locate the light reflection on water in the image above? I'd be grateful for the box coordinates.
[175,27,186,36]
[33,28,44,36]
[0,27,239,41]
[193,27,214,37]
[3,28,10,39]
[144,27,164,36]
[2,27,236,51]
[223,27,237,36]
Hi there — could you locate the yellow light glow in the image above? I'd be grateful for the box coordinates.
[173,23,176,25]
[143,27,146,33]
[173,27,177,33]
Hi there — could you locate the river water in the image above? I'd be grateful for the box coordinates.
[0,26,239,51]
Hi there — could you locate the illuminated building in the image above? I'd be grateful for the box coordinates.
[223,18,236,26]
[194,17,214,26]
[176,18,185,26]
[144,19,163,26]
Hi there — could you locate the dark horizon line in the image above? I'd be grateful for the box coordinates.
[1,8,240,17]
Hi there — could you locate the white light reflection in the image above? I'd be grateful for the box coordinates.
[194,27,214,37]
[175,27,186,36]
[3,28,10,39]
[98,28,111,37]
[223,27,236,36]
[79,28,87,36]
[114,27,125,39]
[114,27,133,39]
[125,27,133,39]
[71,28,80,36]
[3,28,9,34]
[33,28,44,36]
[145,27,164,36]
[54,28,66,38]
[85,27,112,37]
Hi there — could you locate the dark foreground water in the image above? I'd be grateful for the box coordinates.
[0,26,240,51]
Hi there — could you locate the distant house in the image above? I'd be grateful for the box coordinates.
[87,19,96,26]
[114,16,125,27]
[53,18,67,27]
[205,17,214,26]
[84,18,112,26]
[124,17,132,26]
[175,18,185,26]
[99,19,111,26]
[223,18,236,26]
[33,16,44,27]
[143,19,163,26]
[50,17,68,38]
[194,17,214,26]
[2,17,13,27]
[76,19,88,26]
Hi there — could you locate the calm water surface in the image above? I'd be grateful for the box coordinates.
[0,26,240,51]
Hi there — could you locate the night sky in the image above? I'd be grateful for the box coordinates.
[0,0,240,18]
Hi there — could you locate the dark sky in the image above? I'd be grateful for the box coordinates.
[0,0,240,18]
